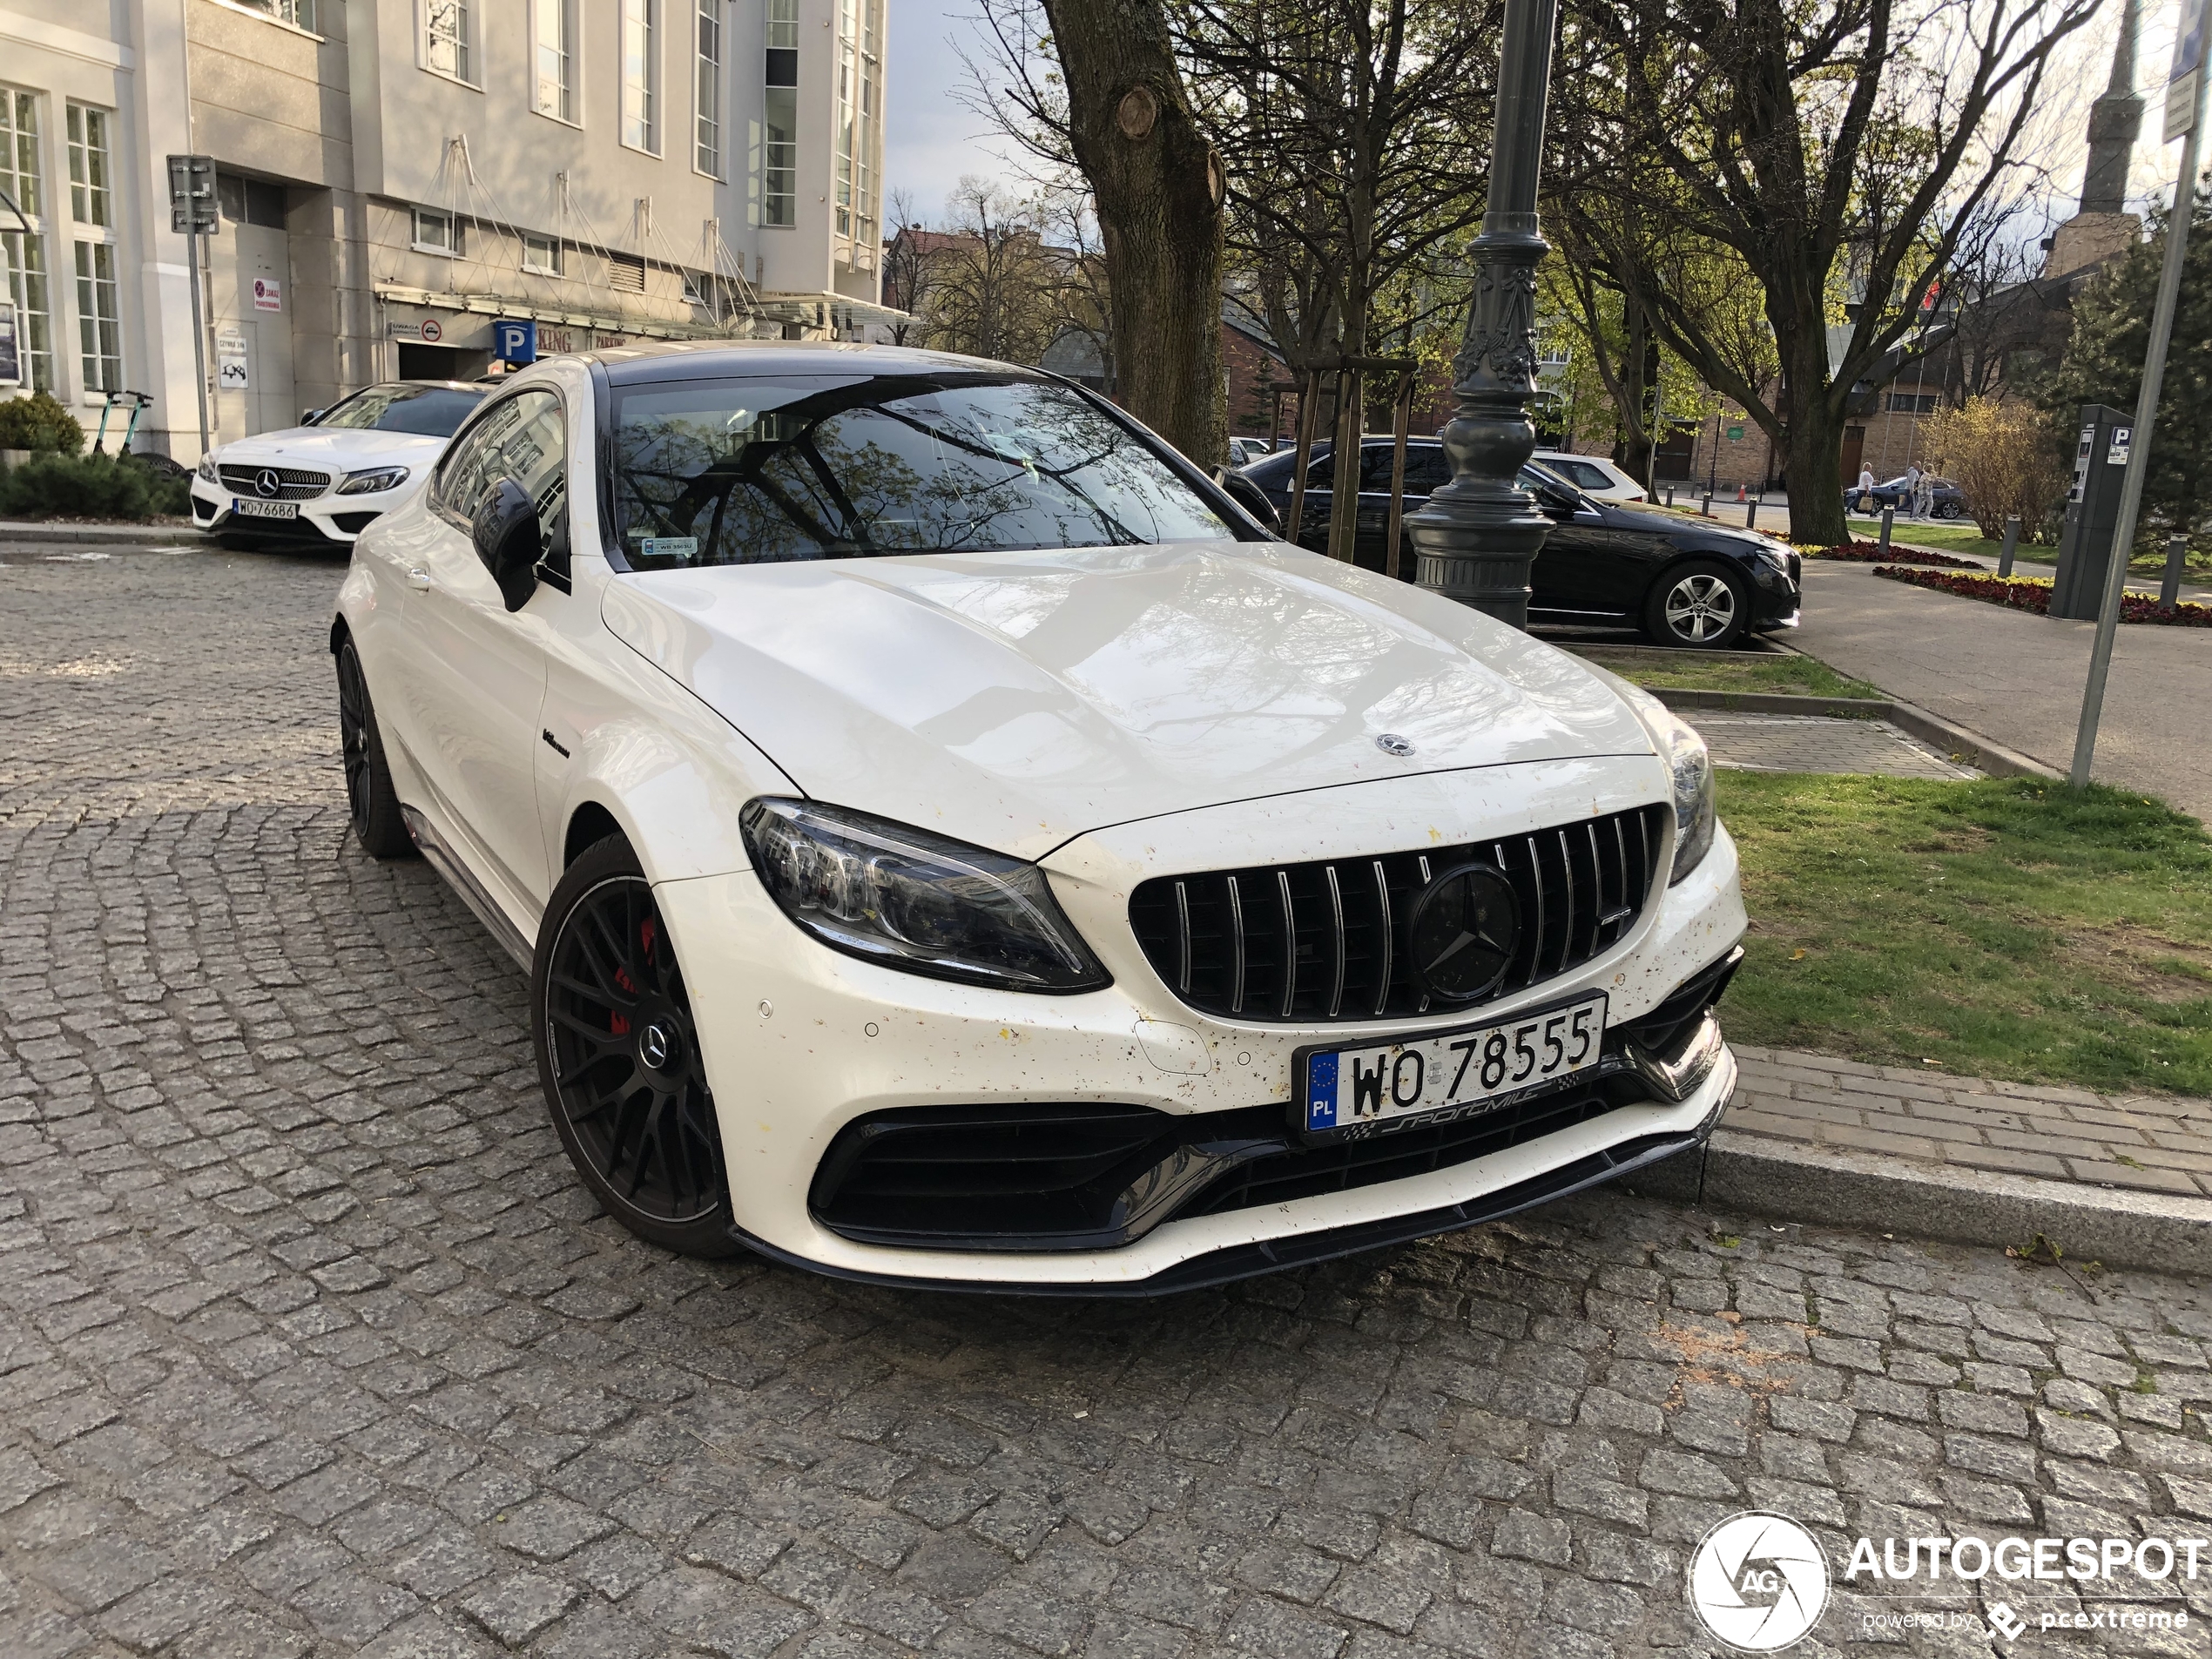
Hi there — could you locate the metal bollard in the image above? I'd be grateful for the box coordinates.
[2161,532,2190,607]
[1997,515,2020,578]
[1665,485,1676,508]
[1878,506,1893,555]
[1745,498,1758,531]
[1700,491,1712,517]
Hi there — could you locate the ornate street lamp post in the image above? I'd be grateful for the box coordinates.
[1406,0,1561,625]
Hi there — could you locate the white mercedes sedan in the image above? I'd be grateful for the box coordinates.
[193,381,486,550]
[331,341,1746,1294]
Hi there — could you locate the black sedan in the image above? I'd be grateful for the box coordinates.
[1226,438,1803,648]
[1843,474,1969,520]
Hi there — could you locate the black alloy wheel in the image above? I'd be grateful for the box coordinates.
[335,639,415,859]
[532,835,739,1257]
[1937,500,1966,521]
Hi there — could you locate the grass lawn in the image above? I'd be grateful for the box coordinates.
[1722,772,2212,1096]
[1844,515,2211,577]
[1844,516,2012,562]
[1571,646,1885,700]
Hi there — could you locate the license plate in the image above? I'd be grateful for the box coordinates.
[233,498,298,520]
[1298,992,1608,1141]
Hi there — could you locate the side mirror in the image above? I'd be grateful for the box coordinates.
[1534,482,1579,517]
[471,476,542,612]
[1217,469,1283,534]
[300,408,325,426]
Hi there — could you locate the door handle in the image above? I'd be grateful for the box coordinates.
[406,567,431,591]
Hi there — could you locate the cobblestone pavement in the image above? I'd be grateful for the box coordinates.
[1729,1049,2212,1201]
[1684,713,1980,782]
[10,543,2212,1659]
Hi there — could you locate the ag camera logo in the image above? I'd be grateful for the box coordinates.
[1689,1511,1831,1650]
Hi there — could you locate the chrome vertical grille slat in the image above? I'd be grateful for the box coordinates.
[1226,875,1246,1015]
[1324,865,1346,1019]
[1372,860,1393,1015]
[1174,880,1192,993]
[1129,804,1669,1024]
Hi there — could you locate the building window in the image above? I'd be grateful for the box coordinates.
[762,0,798,228]
[4,231,52,393]
[235,0,319,29]
[828,0,880,248]
[622,0,659,152]
[66,106,112,229]
[74,240,119,394]
[0,90,40,221]
[696,0,723,177]
[522,233,561,275]
[1885,392,1939,414]
[413,208,462,256]
[425,0,472,83]
[534,0,575,122]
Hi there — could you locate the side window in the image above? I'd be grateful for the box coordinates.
[1405,448,1453,493]
[434,390,568,567]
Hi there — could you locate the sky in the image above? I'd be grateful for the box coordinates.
[885,0,2192,237]
[884,0,1028,225]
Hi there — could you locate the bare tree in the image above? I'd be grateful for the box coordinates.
[967,0,1226,460]
[917,178,1062,366]
[1572,0,2102,543]
[881,188,933,347]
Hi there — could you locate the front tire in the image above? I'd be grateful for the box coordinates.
[532,836,740,1258]
[335,639,415,859]
[1643,560,1750,649]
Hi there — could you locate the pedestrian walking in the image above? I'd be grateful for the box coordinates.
[1856,464,1876,516]
[1902,462,1924,519]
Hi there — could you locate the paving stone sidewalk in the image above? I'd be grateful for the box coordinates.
[1725,1047,2212,1200]
[17,543,2212,1659]
[1687,712,1980,782]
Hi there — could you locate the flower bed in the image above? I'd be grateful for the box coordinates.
[1809,539,1981,569]
[1871,564,2212,627]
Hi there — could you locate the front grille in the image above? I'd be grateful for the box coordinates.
[217,464,331,500]
[1128,803,1669,1024]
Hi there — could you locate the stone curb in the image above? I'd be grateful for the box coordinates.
[1624,1128,2212,1275]
[1649,686,2063,782]
[0,520,201,545]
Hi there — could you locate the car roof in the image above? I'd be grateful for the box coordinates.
[590,338,1028,388]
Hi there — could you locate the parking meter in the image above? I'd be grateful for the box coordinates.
[2051,404,2134,619]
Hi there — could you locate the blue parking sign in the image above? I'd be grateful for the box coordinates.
[492,318,536,365]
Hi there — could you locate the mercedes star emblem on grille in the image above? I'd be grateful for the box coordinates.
[1374,732,1414,757]
[1406,863,1520,1001]
[253,468,282,498]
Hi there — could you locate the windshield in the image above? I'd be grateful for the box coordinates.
[318,384,486,437]
[608,374,1231,569]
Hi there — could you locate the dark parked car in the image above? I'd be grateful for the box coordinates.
[1844,475,1969,520]
[1225,438,1802,648]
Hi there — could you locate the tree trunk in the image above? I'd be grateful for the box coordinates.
[1611,308,1655,488]
[1785,368,1850,545]
[1042,0,1226,465]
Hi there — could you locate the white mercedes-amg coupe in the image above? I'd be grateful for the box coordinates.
[331,341,1746,1294]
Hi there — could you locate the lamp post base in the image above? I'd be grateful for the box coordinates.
[1408,489,1549,627]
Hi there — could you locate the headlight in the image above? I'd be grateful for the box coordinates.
[195,454,217,482]
[1656,708,1717,883]
[338,465,410,496]
[740,799,1111,993]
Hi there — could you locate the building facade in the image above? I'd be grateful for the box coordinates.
[3,0,892,464]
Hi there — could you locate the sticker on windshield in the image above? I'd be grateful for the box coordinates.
[635,536,698,560]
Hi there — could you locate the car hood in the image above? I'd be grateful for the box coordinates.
[1595,497,1785,552]
[212,427,449,468]
[600,542,1658,861]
